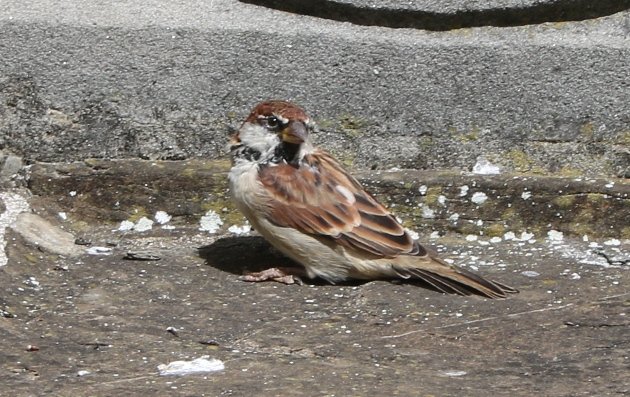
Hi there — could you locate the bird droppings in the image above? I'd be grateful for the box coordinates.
[77,370,91,377]
[521,270,540,278]
[472,157,501,175]
[465,235,478,242]
[400,229,418,241]
[439,370,467,377]
[604,239,621,246]
[521,191,532,200]
[459,185,469,197]
[118,220,135,231]
[133,217,154,232]
[471,191,488,205]
[547,230,564,242]
[418,185,428,195]
[503,232,516,240]
[199,210,223,233]
[157,356,224,376]
[154,210,172,225]
[0,191,30,267]
[86,246,113,255]
[58,212,67,220]
[421,206,435,219]
[228,224,251,235]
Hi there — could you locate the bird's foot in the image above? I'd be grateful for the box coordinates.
[239,267,304,285]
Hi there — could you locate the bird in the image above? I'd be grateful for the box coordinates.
[228,100,517,298]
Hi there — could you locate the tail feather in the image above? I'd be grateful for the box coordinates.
[391,256,518,299]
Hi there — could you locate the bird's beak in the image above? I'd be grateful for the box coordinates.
[281,121,308,144]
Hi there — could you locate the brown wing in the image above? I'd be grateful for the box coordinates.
[258,150,422,258]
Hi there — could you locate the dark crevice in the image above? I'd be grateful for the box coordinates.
[239,0,630,31]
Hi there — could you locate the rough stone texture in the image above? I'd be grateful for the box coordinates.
[10,213,84,257]
[0,215,628,396]
[27,160,630,239]
[0,1,629,177]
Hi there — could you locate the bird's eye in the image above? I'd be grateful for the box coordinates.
[266,116,280,129]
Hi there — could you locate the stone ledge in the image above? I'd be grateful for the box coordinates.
[27,159,629,239]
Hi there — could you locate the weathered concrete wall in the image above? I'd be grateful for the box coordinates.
[0,0,629,177]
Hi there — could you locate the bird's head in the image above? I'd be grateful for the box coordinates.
[230,100,314,164]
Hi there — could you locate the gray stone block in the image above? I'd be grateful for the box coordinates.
[0,1,628,177]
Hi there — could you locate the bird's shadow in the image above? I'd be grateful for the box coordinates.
[198,235,364,286]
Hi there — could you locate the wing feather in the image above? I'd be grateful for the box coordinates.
[258,150,415,257]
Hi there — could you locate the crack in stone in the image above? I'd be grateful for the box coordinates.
[240,0,630,31]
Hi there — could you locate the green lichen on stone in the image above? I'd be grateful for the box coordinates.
[484,222,506,237]
[579,122,595,141]
[552,195,576,208]
[566,222,593,237]
[504,149,535,172]
[422,187,443,206]
[127,206,149,222]
[616,130,630,146]
[557,166,583,177]
[200,199,244,225]
[621,227,630,239]
[459,128,480,142]
[339,114,367,138]
[417,136,433,151]
[586,193,606,203]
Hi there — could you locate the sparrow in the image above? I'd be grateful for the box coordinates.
[228,100,517,298]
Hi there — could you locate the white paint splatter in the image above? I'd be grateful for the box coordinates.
[154,211,172,225]
[200,210,223,233]
[158,356,224,376]
[459,185,469,197]
[471,192,488,205]
[0,192,31,267]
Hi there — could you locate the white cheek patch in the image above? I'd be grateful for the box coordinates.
[239,123,279,154]
[335,185,356,204]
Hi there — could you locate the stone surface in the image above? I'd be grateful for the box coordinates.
[27,160,630,239]
[0,217,628,396]
[0,1,629,177]
[10,213,83,257]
